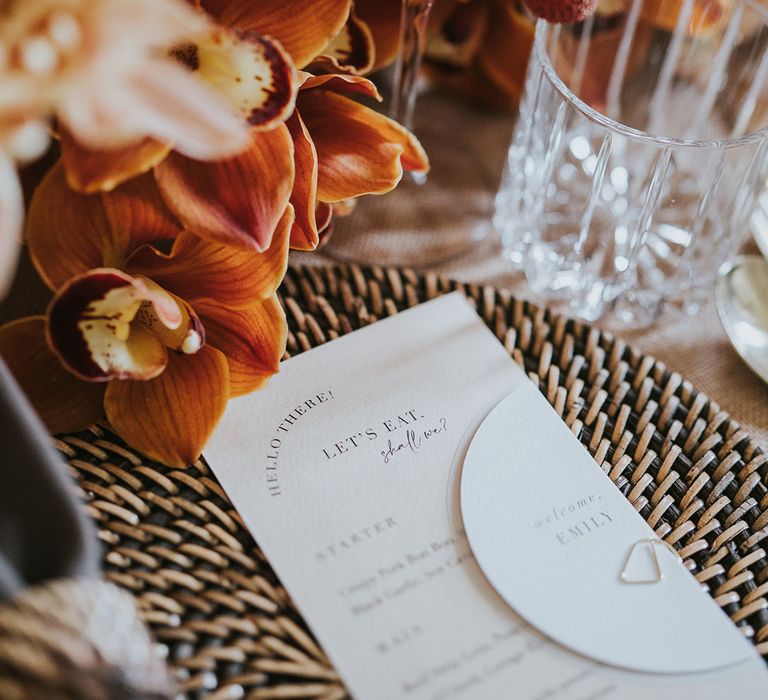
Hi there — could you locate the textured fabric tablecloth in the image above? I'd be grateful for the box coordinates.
[294,87,768,449]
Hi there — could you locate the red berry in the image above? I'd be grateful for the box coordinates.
[523,0,599,23]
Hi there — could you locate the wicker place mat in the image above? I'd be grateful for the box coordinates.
[54,262,768,698]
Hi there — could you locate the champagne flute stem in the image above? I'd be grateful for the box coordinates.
[391,0,434,184]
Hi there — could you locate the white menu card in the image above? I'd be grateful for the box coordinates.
[205,292,768,699]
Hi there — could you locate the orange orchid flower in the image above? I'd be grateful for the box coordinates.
[353,0,475,74]
[285,71,429,249]
[59,0,429,254]
[0,164,289,467]
[308,3,377,76]
[354,0,406,72]
[1,0,252,157]
[195,0,429,251]
[410,1,536,110]
[57,8,300,255]
[0,0,255,300]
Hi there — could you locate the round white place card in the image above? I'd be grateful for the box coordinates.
[459,385,755,674]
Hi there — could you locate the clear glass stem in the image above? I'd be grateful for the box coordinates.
[391,0,435,185]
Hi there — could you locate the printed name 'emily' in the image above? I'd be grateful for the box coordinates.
[555,511,613,546]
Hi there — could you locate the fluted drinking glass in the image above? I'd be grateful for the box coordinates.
[494,0,768,328]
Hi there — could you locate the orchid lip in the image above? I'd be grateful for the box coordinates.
[243,32,297,128]
[47,268,205,382]
[189,28,298,132]
[47,269,139,381]
[310,5,375,76]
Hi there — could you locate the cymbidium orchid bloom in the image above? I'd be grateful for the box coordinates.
[53,0,301,257]
[59,0,429,254]
[421,1,535,110]
[0,164,289,467]
[0,0,255,299]
[284,71,428,249]
[167,0,429,251]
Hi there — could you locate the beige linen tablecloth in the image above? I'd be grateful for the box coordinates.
[294,88,768,449]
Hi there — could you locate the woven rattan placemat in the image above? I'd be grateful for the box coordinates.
[56,262,768,698]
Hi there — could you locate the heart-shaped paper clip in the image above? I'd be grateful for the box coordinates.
[620,538,681,584]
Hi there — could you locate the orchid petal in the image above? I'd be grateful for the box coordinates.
[127,59,251,160]
[297,90,429,203]
[190,28,298,130]
[299,72,382,100]
[430,1,491,69]
[59,127,172,194]
[93,0,211,49]
[287,113,320,251]
[126,206,292,308]
[353,0,403,70]
[309,5,375,75]
[201,0,353,68]
[0,151,23,301]
[478,3,534,102]
[0,317,105,434]
[27,164,105,290]
[46,269,177,382]
[104,345,230,467]
[61,60,250,161]
[27,163,181,290]
[154,124,294,252]
[196,295,286,396]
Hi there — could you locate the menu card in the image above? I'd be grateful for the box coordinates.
[205,292,768,699]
